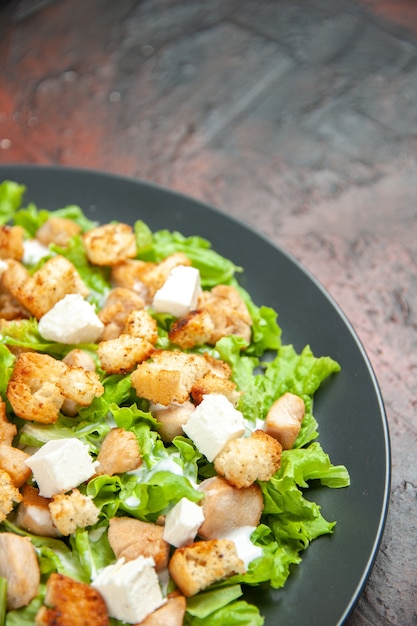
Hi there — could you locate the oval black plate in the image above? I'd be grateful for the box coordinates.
[0,164,390,626]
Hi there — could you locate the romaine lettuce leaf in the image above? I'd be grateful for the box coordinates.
[0,181,25,225]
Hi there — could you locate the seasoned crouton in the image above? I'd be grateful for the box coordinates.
[96,428,142,476]
[111,259,155,301]
[198,476,263,539]
[83,222,137,266]
[191,371,241,406]
[62,348,96,371]
[151,400,195,442]
[108,517,170,571]
[0,225,24,260]
[99,287,145,340]
[0,292,31,320]
[97,335,155,375]
[35,572,109,626]
[14,255,89,319]
[58,366,104,407]
[36,217,81,248]
[198,284,252,344]
[168,538,245,597]
[0,397,17,445]
[0,468,22,522]
[0,444,31,487]
[16,485,60,538]
[138,591,186,626]
[0,532,40,610]
[123,309,159,344]
[49,489,100,536]
[131,350,210,406]
[214,430,282,488]
[7,352,66,423]
[264,392,305,450]
[168,309,215,349]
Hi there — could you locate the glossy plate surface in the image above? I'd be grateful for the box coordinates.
[0,164,390,626]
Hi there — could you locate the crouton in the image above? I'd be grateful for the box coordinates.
[138,591,186,626]
[35,572,109,626]
[16,485,60,538]
[0,468,22,522]
[7,352,66,424]
[137,253,192,299]
[191,371,241,406]
[151,400,195,442]
[83,222,137,266]
[131,350,210,406]
[197,284,252,344]
[62,349,96,371]
[99,287,145,340]
[0,443,31,487]
[198,476,264,539]
[168,538,245,597]
[123,309,159,344]
[13,255,89,319]
[0,397,17,445]
[111,259,155,301]
[264,392,305,450]
[96,428,142,476]
[0,225,24,260]
[0,292,31,320]
[36,217,81,248]
[57,366,104,407]
[214,430,282,488]
[0,532,40,610]
[97,335,155,375]
[0,258,29,295]
[108,517,170,571]
[49,489,100,536]
[168,309,215,349]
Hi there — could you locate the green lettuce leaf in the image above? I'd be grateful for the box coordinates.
[0,181,25,225]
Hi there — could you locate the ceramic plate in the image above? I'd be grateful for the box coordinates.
[0,164,390,625]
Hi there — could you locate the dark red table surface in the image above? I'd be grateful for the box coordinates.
[1,0,416,624]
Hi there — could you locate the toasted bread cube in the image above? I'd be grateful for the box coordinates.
[83,223,137,266]
[0,532,40,610]
[214,430,282,488]
[139,591,186,626]
[57,366,104,407]
[0,225,24,260]
[16,485,60,538]
[97,334,155,374]
[7,352,66,424]
[99,287,145,340]
[123,309,158,344]
[62,349,96,371]
[108,517,170,571]
[264,392,305,450]
[35,573,109,626]
[131,350,209,405]
[0,397,17,445]
[0,468,22,522]
[168,538,245,597]
[198,476,264,539]
[14,255,89,319]
[168,309,214,349]
[111,259,154,300]
[36,217,81,248]
[198,284,252,344]
[49,489,100,536]
[0,444,31,487]
[96,428,142,476]
[191,371,241,406]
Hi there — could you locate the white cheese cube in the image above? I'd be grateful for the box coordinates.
[38,293,104,344]
[163,497,205,547]
[24,438,99,498]
[92,556,165,623]
[218,526,263,569]
[23,239,51,265]
[182,394,246,462]
[152,265,201,318]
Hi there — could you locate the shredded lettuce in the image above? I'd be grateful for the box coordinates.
[0,182,350,626]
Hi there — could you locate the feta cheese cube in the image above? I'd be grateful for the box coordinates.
[24,438,99,498]
[182,394,246,462]
[163,497,205,547]
[218,526,263,569]
[38,293,104,344]
[152,265,201,318]
[92,556,165,623]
